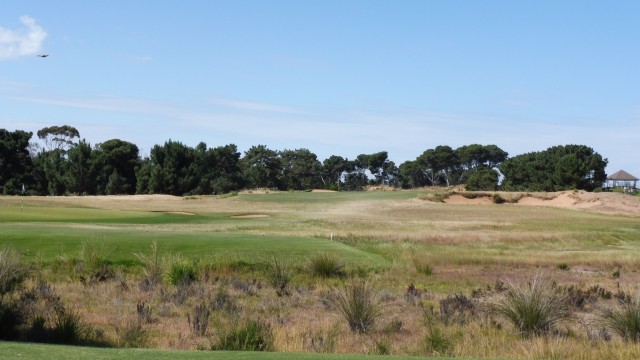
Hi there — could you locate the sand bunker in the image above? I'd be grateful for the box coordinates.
[229,214,270,218]
[444,194,493,205]
[438,191,640,217]
[311,189,337,193]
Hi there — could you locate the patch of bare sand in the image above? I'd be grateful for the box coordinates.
[310,189,337,193]
[515,191,640,216]
[434,190,639,216]
[229,214,270,218]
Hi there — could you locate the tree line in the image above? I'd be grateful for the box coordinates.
[0,126,608,196]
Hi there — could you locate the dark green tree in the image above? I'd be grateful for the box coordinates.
[321,155,350,190]
[135,157,152,194]
[0,129,33,195]
[456,144,508,184]
[66,139,94,195]
[34,149,67,195]
[465,167,499,191]
[500,145,607,191]
[279,149,323,190]
[241,145,282,189]
[188,143,242,195]
[148,140,196,195]
[398,160,429,188]
[417,146,459,186]
[92,139,140,195]
[36,125,80,151]
[210,144,243,194]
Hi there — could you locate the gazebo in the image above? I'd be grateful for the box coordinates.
[605,170,638,190]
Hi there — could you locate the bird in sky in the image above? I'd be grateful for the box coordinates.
[37,53,49,58]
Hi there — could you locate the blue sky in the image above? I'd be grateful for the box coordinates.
[1,1,638,176]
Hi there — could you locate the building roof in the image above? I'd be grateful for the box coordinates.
[607,170,639,181]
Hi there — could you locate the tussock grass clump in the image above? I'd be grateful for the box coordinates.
[78,238,114,282]
[307,252,345,278]
[117,321,149,348]
[135,241,164,289]
[50,310,93,345]
[212,319,274,351]
[190,302,210,336]
[0,245,26,296]
[488,275,572,337]
[413,258,433,276]
[327,278,388,333]
[167,261,197,286]
[600,298,640,342]
[417,192,449,203]
[263,256,293,297]
[423,310,456,356]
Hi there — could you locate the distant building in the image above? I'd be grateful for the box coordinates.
[605,170,638,190]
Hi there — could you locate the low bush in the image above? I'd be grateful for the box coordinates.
[212,319,274,351]
[50,310,92,345]
[191,302,210,336]
[263,256,293,297]
[167,261,197,286]
[135,241,164,289]
[327,278,388,333]
[599,298,640,342]
[117,321,148,348]
[423,311,455,356]
[307,252,344,278]
[413,258,433,276]
[488,275,572,337]
[0,245,26,296]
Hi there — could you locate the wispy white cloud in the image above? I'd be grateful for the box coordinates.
[208,97,308,114]
[0,16,47,59]
[2,89,638,174]
[5,94,177,116]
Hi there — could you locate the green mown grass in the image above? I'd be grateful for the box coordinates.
[237,190,418,204]
[0,224,385,267]
[0,341,486,360]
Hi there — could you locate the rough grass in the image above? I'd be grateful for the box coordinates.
[487,275,572,337]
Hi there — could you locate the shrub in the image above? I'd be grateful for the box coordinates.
[263,257,293,297]
[413,258,433,276]
[117,321,148,348]
[50,310,91,345]
[212,320,274,351]
[557,263,570,271]
[307,252,345,278]
[135,241,163,289]
[492,193,506,204]
[0,246,26,296]
[191,302,210,336]
[423,311,454,356]
[136,302,152,325]
[465,168,499,191]
[599,298,640,342]
[167,261,197,286]
[439,293,476,325]
[488,275,572,337]
[0,301,24,340]
[327,278,388,333]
